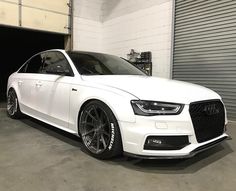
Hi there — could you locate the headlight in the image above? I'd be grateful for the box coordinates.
[131,100,184,116]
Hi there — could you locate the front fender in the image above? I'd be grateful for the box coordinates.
[69,84,136,132]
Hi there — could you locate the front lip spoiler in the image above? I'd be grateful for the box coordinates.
[124,135,230,159]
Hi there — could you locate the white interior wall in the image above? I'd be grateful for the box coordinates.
[73,0,173,78]
[101,0,171,21]
[73,0,103,52]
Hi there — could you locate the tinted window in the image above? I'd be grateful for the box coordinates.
[67,52,146,76]
[42,52,73,76]
[18,63,28,73]
[25,54,44,73]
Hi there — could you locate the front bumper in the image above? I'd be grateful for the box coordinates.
[124,136,229,159]
[118,104,229,158]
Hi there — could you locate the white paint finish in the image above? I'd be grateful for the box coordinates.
[22,0,69,14]
[0,1,18,26]
[7,49,228,158]
[16,74,71,128]
[81,75,221,104]
[32,74,72,128]
[22,6,69,34]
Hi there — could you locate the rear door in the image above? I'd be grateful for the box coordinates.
[17,53,45,113]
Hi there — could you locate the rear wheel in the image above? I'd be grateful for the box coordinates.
[7,89,23,119]
[79,100,122,159]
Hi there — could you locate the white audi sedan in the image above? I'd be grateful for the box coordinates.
[7,49,228,159]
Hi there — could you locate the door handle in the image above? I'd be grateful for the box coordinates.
[36,81,42,87]
[18,81,23,86]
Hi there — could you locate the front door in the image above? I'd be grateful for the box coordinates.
[35,51,74,129]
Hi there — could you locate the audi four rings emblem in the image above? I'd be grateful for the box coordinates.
[203,104,220,115]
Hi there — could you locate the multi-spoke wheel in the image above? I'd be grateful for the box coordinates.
[7,89,22,119]
[79,100,122,159]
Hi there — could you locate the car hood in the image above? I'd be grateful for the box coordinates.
[81,75,221,104]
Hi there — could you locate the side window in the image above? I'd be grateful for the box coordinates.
[42,52,73,76]
[25,54,44,74]
[70,54,109,75]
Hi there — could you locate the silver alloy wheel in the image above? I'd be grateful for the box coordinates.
[7,90,18,116]
[80,105,111,154]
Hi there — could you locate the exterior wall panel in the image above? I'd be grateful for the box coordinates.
[0,0,70,34]
[22,0,69,14]
[22,7,69,34]
[0,1,18,26]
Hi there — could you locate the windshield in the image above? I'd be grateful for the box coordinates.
[67,51,146,76]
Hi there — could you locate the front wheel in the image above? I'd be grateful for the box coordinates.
[7,89,23,119]
[79,100,122,159]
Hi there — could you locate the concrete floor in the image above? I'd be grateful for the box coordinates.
[0,103,235,191]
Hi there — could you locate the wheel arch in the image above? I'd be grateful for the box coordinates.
[7,87,15,94]
[78,98,124,158]
[77,98,119,134]
[6,86,23,118]
[7,76,21,101]
[8,84,21,100]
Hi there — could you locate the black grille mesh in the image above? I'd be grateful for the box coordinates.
[189,100,225,143]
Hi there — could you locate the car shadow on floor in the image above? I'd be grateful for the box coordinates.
[108,142,233,174]
[20,116,83,148]
[15,113,234,174]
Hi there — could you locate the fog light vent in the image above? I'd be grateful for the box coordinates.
[144,136,190,150]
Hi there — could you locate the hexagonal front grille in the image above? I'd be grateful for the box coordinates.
[189,100,225,143]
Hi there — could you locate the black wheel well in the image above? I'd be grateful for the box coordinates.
[7,87,17,99]
[8,87,15,94]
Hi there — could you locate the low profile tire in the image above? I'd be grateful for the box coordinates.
[7,89,23,119]
[79,100,123,159]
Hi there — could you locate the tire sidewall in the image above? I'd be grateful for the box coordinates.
[7,89,22,119]
[79,100,122,159]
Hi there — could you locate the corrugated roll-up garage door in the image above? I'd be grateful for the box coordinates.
[173,0,236,121]
[0,0,70,34]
